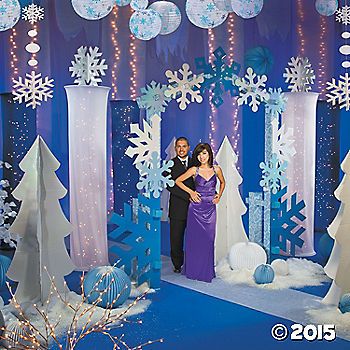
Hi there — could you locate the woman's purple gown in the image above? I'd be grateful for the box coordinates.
[184,169,217,282]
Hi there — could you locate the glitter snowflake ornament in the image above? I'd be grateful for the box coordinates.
[326,73,350,111]
[266,87,287,116]
[235,67,269,112]
[137,81,171,117]
[22,4,44,24]
[69,46,108,86]
[336,5,350,25]
[164,63,204,110]
[136,152,174,198]
[13,71,54,109]
[283,57,315,92]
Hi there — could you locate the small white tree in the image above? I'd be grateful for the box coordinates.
[7,136,75,304]
[215,136,248,264]
[323,151,350,305]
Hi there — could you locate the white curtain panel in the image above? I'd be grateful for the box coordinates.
[65,85,110,270]
[282,92,319,257]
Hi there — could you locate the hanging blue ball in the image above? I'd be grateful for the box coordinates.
[0,255,11,288]
[245,46,274,75]
[315,0,338,16]
[84,266,131,308]
[254,264,275,284]
[339,293,350,314]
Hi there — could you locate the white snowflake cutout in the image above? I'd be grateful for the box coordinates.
[326,73,350,111]
[136,152,174,198]
[22,4,44,24]
[164,63,204,110]
[336,6,350,25]
[126,114,161,165]
[235,67,269,112]
[12,71,54,109]
[283,57,315,92]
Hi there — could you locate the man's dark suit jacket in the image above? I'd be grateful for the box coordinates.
[167,157,195,220]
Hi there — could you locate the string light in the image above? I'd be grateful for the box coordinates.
[9,28,19,78]
[110,6,120,100]
[129,7,138,100]
[296,0,305,56]
[208,28,217,151]
[317,15,327,99]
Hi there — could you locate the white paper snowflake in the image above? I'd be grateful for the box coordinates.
[336,6,350,25]
[266,87,287,116]
[136,152,174,198]
[126,114,161,165]
[12,71,54,109]
[164,63,204,110]
[69,46,108,86]
[271,118,296,164]
[235,67,269,113]
[22,4,44,24]
[283,57,315,92]
[326,73,350,111]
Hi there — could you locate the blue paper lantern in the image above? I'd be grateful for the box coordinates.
[315,0,338,16]
[339,294,350,314]
[254,264,275,284]
[84,266,131,308]
[232,0,264,19]
[0,255,11,288]
[129,9,162,40]
[0,0,21,32]
[245,46,274,75]
[71,0,115,20]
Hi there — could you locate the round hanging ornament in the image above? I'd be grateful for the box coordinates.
[71,0,115,20]
[149,1,181,35]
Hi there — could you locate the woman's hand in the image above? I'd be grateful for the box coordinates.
[190,191,201,203]
[212,194,221,204]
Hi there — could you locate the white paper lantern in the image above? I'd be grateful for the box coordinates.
[116,0,131,5]
[232,0,264,19]
[229,242,267,270]
[130,0,148,10]
[185,0,228,29]
[0,0,20,32]
[129,9,162,40]
[149,1,181,35]
[213,0,234,12]
[271,259,289,276]
[71,0,115,20]
[315,0,338,16]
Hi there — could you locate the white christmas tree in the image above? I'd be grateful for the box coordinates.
[215,136,248,264]
[323,151,350,305]
[7,136,75,304]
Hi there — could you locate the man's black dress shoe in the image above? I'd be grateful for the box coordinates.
[173,267,181,273]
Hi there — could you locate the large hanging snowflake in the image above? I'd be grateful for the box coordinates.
[235,67,269,112]
[136,152,174,198]
[126,114,161,165]
[69,46,108,86]
[12,71,54,109]
[271,118,296,164]
[22,4,45,24]
[266,87,287,116]
[164,63,204,110]
[195,46,241,108]
[336,6,350,25]
[259,153,288,194]
[326,73,350,111]
[137,81,171,117]
[283,57,315,92]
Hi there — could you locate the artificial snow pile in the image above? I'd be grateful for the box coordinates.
[216,258,330,290]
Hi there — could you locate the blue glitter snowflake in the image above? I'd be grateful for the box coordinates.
[195,46,241,108]
[136,152,174,198]
[265,87,287,116]
[259,153,288,194]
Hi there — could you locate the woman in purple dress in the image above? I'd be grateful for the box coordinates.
[176,143,225,282]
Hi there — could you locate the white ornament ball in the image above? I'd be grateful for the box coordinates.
[232,0,264,19]
[271,259,289,276]
[71,0,115,20]
[0,0,20,32]
[116,0,131,5]
[229,242,267,270]
[130,0,148,10]
[315,0,338,16]
[129,9,162,40]
[149,1,181,35]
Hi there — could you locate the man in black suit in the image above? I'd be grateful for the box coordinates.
[167,137,195,273]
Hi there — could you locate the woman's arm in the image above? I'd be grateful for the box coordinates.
[175,167,201,203]
[213,166,225,204]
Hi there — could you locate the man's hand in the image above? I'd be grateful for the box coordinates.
[212,194,220,204]
[190,191,201,203]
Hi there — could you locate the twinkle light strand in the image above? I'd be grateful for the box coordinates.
[296,0,306,56]
[129,6,138,100]
[9,28,19,79]
[110,6,120,100]
[317,15,328,99]
[208,28,216,151]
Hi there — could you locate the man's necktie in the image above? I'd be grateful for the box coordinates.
[181,160,187,169]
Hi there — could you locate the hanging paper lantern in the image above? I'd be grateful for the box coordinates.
[71,0,115,20]
[232,0,264,19]
[148,1,181,35]
[254,264,275,284]
[185,0,228,29]
[116,0,131,5]
[129,9,162,40]
[0,0,21,32]
[130,0,148,10]
[84,266,131,308]
[339,293,350,314]
[244,46,274,75]
[213,0,234,12]
[229,242,267,270]
[0,255,11,287]
[271,259,289,276]
[315,0,338,16]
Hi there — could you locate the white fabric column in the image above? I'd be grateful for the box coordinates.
[282,92,318,257]
[65,85,110,270]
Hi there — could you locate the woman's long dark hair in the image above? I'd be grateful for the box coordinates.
[192,143,214,167]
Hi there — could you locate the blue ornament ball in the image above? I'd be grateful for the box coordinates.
[0,255,11,288]
[254,264,275,284]
[84,266,131,308]
[339,293,350,314]
[315,0,338,16]
[245,46,274,75]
